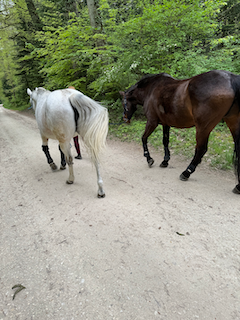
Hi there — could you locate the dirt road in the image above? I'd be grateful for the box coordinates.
[1,106,240,320]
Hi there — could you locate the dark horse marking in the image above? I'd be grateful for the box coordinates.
[120,70,240,194]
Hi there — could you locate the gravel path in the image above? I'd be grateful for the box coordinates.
[1,106,240,320]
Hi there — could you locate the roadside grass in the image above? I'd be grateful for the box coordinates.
[109,118,234,171]
[0,91,29,110]
[3,103,29,111]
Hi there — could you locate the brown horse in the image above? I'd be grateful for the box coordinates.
[120,70,240,194]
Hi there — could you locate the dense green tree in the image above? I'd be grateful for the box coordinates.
[217,0,240,73]
[0,0,44,107]
[91,0,234,97]
[218,0,240,36]
[0,0,240,109]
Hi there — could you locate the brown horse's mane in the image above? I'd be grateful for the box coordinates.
[127,73,173,93]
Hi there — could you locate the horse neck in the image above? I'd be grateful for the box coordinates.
[132,88,148,105]
[34,90,50,111]
[134,74,174,104]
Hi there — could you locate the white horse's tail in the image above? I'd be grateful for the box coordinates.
[69,92,109,164]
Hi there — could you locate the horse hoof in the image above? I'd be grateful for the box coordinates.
[50,163,58,171]
[148,159,154,167]
[180,173,188,181]
[60,165,66,170]
[66,180,74,184]
[232,185,240,194]
[160,160,168,168]
[98,193,105,198]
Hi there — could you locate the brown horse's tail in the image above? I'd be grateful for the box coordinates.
[231,74,240,183]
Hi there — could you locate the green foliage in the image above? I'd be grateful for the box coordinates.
[1,0,240,105]
[35,13,94,91]
[85,0,240,105]
[102,0,228,76]
[0,0,44,108]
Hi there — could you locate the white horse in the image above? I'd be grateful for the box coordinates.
[27,87,109,198]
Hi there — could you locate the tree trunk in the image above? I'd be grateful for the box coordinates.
[25,0,43,31]
[87,0,97,29]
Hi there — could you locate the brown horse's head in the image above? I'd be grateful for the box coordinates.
[119,91,137,123]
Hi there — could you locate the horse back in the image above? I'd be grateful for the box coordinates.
[144,70,237,128]
[146,78,195,128]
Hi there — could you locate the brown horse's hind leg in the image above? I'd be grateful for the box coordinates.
[180,129,210,181]
[160,125,170,167]
[142,120,158,167]
[224,116,240,193]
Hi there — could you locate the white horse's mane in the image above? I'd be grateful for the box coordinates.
[35,87,50,94]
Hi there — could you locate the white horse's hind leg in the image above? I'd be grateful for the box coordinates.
[59,142,74,184]
[95,162,105,198]
[58,145,66,170]
[42,137,57,170]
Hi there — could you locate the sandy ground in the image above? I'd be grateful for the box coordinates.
[1,105,240,320]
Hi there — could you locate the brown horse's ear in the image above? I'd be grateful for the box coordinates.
[119,91,124,97]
